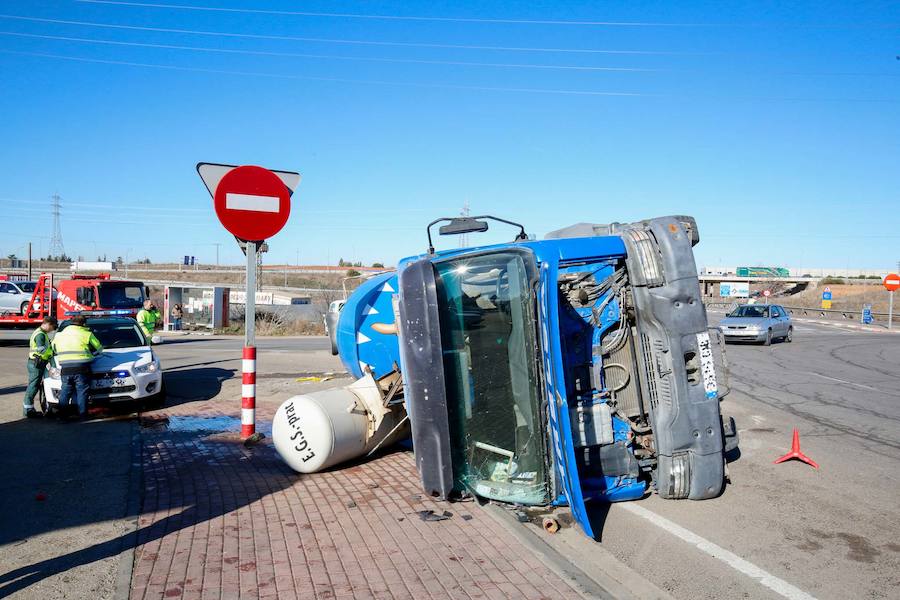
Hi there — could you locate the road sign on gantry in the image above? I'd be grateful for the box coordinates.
[197,163,301,241]
[884,273,900,292]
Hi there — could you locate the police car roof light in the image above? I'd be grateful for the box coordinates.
[64,309,133,317]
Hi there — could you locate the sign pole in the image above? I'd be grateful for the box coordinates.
[197,162,301,444]
[242,241,257,440]
[890,291,894,330]
[245,241,256,347]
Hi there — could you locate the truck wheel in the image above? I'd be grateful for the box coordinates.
[763,329,772,346]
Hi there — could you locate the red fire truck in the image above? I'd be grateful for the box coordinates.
[0,273,149,328]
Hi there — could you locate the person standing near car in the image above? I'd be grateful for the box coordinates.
[136,299,159,339]
[51,315,103,420]
[23,316,57,418]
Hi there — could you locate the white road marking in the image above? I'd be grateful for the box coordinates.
[809,372,879,392]
[225,192,280,212]
[620,504,817,600]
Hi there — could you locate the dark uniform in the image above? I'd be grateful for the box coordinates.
[24,319,56,417]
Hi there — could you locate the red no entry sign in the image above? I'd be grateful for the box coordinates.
[197,163,301,242]
[215,166,290,241]
[884,273,900,292]
[763,290,771,297]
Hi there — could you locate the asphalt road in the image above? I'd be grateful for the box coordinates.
[590,316,900,599]
[0,333,340,600]
[1,323,898,599]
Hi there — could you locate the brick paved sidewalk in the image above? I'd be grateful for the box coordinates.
[129,400,585,600]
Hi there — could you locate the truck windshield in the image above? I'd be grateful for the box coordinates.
[98,284,145,309]
[435,251,548,505]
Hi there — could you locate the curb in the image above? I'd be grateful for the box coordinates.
[481,503,673,600]
[114,416,143,600]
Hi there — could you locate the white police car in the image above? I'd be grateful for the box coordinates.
[41,313,165,413]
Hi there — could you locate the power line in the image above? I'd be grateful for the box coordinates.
[0,14,687,56]
[0,31,659,72]
[6,31,896,79]
[0,49,650,97]
[76,0,900,28]
[4,197,435,216]
[4,197,209,212]
[5,49,898,103]
[73,0,724,27]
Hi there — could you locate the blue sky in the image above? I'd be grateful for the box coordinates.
[1,1,898,270]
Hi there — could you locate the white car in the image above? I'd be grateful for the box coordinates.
[41,315,165,413]
[0,280,58,315]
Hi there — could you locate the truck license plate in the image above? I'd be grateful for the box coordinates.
[696,332,718,399]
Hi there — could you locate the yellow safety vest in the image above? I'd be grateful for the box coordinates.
[136,309,157,336]
[29,328,52,360]
[52,325,103,364]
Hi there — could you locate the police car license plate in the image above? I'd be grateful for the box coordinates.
[93,379,117,389]
[696,332,718,400]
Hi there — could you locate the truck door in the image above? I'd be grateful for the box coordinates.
[77,285,96,309]
[537,261,595,537]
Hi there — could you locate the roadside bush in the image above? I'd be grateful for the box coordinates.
[224,307,325,336]
[820,276,846,285]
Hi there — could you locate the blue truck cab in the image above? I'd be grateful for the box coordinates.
[333,215,733,537]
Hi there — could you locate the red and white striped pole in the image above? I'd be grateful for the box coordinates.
[241,345,256,439]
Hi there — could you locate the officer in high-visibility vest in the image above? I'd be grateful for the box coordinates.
[51,315,104,419]
[23,316,58,418]
[136,300,159,339]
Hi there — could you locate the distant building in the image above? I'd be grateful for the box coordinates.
[700,266,886,278]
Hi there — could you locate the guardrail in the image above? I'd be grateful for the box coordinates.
[780,305,894,323]
[705,301,895,325]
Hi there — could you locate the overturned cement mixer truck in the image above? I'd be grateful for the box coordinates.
[273,215,738,538]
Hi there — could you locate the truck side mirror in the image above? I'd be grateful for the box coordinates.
[438,217,489,236]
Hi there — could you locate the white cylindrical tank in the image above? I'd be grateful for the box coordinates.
[272,382,408,474]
